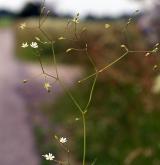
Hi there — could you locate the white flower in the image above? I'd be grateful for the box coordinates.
[30,42,38,48]
[60,137,67,143]
[42,153,55,160]
[21,42,29,48]
[19,23,26,30]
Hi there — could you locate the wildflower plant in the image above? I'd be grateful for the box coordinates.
[21,42,29,48]
[42,153,55,161]
[20,0,160,164]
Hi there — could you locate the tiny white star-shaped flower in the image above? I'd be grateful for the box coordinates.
[21,42,29,48]
[60,137,67,144]
[42,153,55,160]
[30,42,38,48]
[19,23,26,30]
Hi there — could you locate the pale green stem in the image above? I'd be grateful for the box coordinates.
[78,51,129,83]
[38,2,98,165]
[83,74,98,112]
[82,112,86,165]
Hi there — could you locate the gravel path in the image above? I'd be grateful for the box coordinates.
[0,28,83,165]
[0,28,40,165]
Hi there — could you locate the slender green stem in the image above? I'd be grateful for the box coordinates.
[84,74,97,112]
[39,26,52,42]
[78,51,129,83]
[98,51,128,73]
[83,44,98,112]
[37,5,93,165]
[51,42,59,78]
[74,22,79,40]
[38,1,87,165]
[39,0,45,25]
[91,158,97,165]
[59,79,83,114]
[37,54,45,74]
[82,112,86,165]
[67,149,70,165]
[29,3,158,165]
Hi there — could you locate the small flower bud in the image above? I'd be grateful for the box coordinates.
[44,82,51,92]
[58,36,66,40]
[155,43,159,47]
[66,48,72,53]
[75,117,80,121]
[35,37,41,41]
[105,24,111,29]
[153,65,158,70]
[145,52,150,56]
[54,135,59,140]
[23,79,28,83]
[121,44,128,51]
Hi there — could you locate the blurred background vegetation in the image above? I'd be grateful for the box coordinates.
[16,19,160,165]
[0,0,160,164]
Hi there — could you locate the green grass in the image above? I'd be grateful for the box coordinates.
[15,18,74,62]
[40,78,160,164]
[15,18,143,64]
[0,17,13,27]
[34,125,59,165]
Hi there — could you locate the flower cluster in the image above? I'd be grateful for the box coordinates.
[21,42,38,49]
[42,137,67,161]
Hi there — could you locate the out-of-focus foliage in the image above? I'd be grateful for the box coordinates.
[0,18,13,27]
[16,18,160,165]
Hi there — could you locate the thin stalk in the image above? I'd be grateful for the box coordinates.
[98,51,128,73]
[81,44,98,165]
[83,44,98,112]
[83,74,97,112]
[37,55,45,74]
[51,42,59,78]
[67,150,70,165]
[74,22,79,40]
[39,27,52,42]
[82,112,86,165]
[44,72,57,80]
[38,2,97,164]
[59,79,83,114]
[78,51,129,83]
